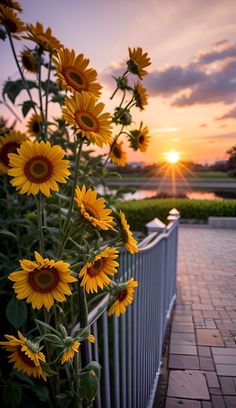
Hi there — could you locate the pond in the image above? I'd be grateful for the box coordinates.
[97,186,236,201]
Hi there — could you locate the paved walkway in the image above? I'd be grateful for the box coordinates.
[164,226,236,408]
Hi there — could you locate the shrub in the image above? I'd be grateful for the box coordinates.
[116,198,236,232]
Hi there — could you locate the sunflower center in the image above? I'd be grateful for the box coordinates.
[64,67,87,91]
[113,145,121,158]
[22,54,33,70]
[0,141,20,166]
[87,259,104,277]
[24,156,53,183]
[32,120,40,134]
[17,347,36,368]
[139,135,144,144]
[29,267,59,293]
[117,289,128,302]
[75,110,98,131]
[83,203,100,220]
[4,18,18,33]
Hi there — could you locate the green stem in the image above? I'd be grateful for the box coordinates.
[110,87,119,100]
[36,194,45,255]
[119,90,126,108]
[45,53,52,139]
[78,285,90,368]
[1,100,22,122]
[57,138,83,258]
[37,59,45,139]
[6,28,38,116]
[43,309,60,407]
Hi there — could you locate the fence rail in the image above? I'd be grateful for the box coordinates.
[87,212,179,408]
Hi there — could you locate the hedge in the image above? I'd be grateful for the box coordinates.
[116,198,236,232]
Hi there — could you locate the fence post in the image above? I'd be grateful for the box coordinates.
[145,218,166,235]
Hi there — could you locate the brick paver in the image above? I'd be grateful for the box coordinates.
[166,226,236,407]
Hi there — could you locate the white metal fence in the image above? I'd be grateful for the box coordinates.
[87,212,179,408]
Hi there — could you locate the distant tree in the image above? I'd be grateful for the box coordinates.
[226,146,236,177]
[209,160,227,172]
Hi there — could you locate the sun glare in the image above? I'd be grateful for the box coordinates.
[166,151,180,164]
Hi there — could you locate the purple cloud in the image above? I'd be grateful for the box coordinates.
[216,106,236,120]
[143,64,205,96]
[172,60,236,106]
[197,43,236,64]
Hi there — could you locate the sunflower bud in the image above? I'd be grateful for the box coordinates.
[127,58,140,76]
[113,107,132,126]
[114,76,130,91]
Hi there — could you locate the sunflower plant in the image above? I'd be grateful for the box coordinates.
[0,2,151,407]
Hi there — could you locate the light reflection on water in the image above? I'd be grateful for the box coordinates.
[186,191,223,201]
[97,187,223,201]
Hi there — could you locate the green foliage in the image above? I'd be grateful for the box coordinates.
[2,80,37,104]
[21,100,37,117]
[2,381,23,408]
[116,198,236,231]
[6,297,28,329]
[79,361,101,400]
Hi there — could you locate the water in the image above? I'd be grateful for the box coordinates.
[97,186,229,201]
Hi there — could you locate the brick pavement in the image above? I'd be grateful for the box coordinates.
[163,226,236,408]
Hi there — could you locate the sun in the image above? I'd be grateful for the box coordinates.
[166,151,180,164]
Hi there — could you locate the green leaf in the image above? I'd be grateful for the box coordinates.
[2,79,37,104]
[51,94,65,105]
[0,229,17,239]
[79,369,99,401]
[40,362,58,376]
[34,319,60,334]
[33,385,50,402]
[3,381,22,408]
[22,100,37,117]
[82,361,101,380]
[11,370,34,386]
[41,80,59,95]
[0,28,7,41]
[6,297,28,329]
[43,333,62,343]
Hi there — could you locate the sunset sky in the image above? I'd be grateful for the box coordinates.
[1,0,236,164]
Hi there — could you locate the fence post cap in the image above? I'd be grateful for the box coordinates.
[169,208,180,215]
[146,217,166,231]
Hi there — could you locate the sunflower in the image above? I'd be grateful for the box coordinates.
[8,251,77,310]
[127,47,151,78]
[0,130,27,173]
[0,331,47,380]
[8,140,70,198]
[133,82,148,110]
[129,123,150,152]
[0,0,23,12]
[79,247,119,293]
[54,48,102,98]
[0,4,25,38]
[110,141,127,167]
[61,341,80,365]
[24,22,62,53]
[108,278,138,317]
[119,211,138,254]
[63,92,112,147]
[20,47,38,73]
[26,113,43,136]
[74,185,115,230]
